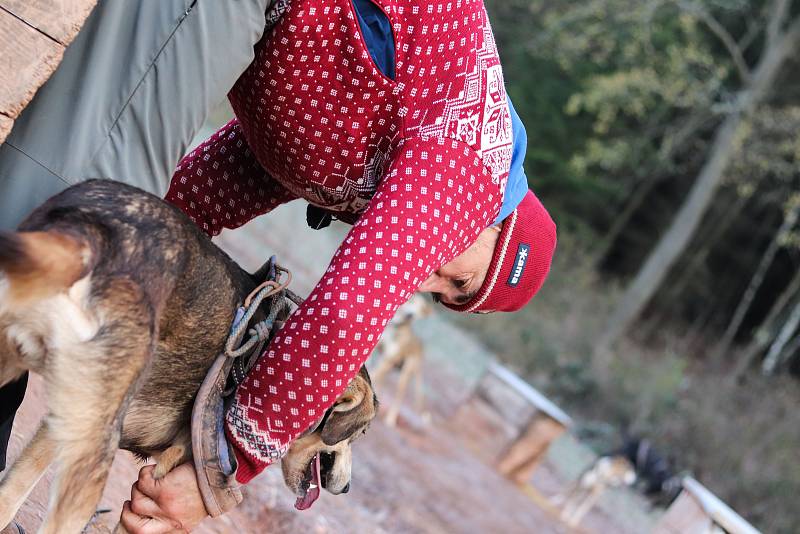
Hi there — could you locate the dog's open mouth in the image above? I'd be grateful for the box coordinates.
[295,452,322,510]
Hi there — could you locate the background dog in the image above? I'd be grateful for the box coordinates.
[617,437,682,506]
[372,295,431,427]
[0,180,376,533]
[552,455,636,528]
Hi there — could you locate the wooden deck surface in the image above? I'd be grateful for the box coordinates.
[0,0,97,143]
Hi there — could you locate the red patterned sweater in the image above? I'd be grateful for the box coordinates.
[166,0,513,483]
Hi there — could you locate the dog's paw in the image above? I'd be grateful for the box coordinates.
[152,445,190,480]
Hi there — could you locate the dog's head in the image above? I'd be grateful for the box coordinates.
[393,294,432,325]
[597,456,636,487]
[281,366,377,510]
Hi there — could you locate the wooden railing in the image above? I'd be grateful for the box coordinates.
[0,0,97,143]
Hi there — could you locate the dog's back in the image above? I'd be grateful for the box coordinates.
[0,180,254,533]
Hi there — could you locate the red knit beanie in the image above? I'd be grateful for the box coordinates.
[445,190,556,313]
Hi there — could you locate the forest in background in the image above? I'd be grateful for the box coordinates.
[453,1,800,531]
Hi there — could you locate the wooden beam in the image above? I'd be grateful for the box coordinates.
[653,490,714,534]
[0,9,64,121]
[496,415,566,485]
[0,0,97,45]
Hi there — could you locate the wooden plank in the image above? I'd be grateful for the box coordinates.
[0,9,64,120]
[0,112,12,144]
[682,477,762,534]
[653,490,715,534]
[496,414,566,485]
[487,363,573,426]
[475,371,537,426]
[0,0,97,45]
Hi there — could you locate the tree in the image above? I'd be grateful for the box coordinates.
[715,196,800,359]
[762,297,800,374]
[732,268,800,379]
[599,0,800,351]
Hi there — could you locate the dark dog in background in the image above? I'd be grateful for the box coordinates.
[618,438,682,505]
[0,180,377,533]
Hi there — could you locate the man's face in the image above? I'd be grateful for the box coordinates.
[417,225,501,306]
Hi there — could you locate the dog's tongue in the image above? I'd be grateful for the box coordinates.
[295,452,321,510]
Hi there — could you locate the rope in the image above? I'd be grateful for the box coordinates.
[222,258,304,395]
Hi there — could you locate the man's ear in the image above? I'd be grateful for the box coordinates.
[320,373,377,446]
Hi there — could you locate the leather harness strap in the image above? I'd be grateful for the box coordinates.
[191,256,303,516]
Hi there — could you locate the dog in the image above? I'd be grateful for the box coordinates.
[281,366,376,511]
[552,455,636,528]
[371,295,431,427]
[618,437,682,505]
[0,180,377,533]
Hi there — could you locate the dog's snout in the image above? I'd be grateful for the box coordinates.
[342,482,350,493]
[320,451,336,474]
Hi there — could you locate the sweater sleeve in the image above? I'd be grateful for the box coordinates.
[165,119,297,236]
[225,137,502,483]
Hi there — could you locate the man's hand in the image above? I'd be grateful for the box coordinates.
[120,462,209,533]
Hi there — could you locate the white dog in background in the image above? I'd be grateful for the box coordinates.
[553,455,636,527]
[372,295,432,427]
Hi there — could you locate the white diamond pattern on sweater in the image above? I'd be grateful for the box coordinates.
[165,0,509,483]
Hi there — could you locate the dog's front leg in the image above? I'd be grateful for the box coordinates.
[152,427,192,480]
[0,422,56,529]
[412,360,426,416]
[566,485,603,527]
[385,358,419,427]
[371,346,404,389]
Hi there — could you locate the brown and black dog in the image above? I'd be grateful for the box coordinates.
[0,180,377,533]
[552,455,636,528]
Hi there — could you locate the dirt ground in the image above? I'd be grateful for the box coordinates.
[3,202,646,534]
[7,375,573,534]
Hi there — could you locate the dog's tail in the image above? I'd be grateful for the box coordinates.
[0,230,87,305]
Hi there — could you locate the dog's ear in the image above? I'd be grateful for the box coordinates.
[320,369,377,446]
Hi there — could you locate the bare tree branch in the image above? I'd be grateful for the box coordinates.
[694,7,752,83]
[658,109,714,161]
[743,13,800,109]
[738,18,763,52]
[732,269,800,380]
[716,202,800,360]
[767,0,792,47]
[763,297,800,375]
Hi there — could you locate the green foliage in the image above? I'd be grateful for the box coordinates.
[475,1,800,530]
[484,1,602,225]
[730,107,800,217]
[533,0,738,227]
[606,349,686,428]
